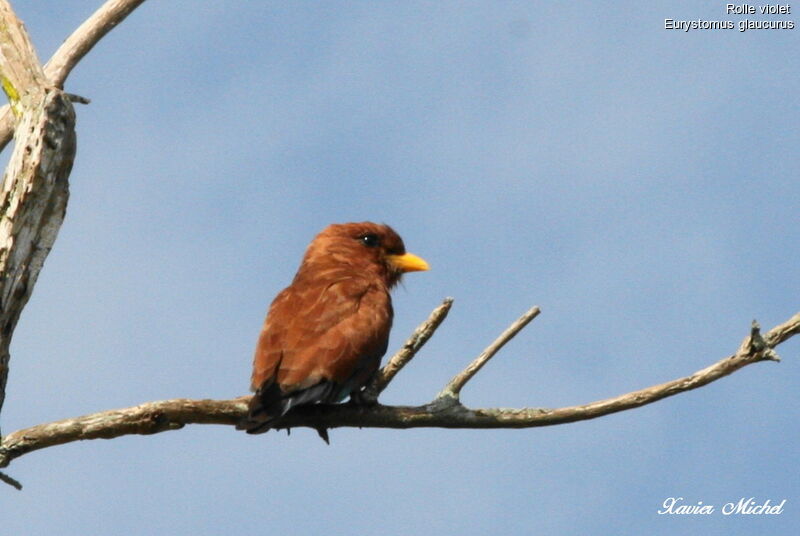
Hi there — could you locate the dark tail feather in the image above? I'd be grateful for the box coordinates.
[237,381,339,434]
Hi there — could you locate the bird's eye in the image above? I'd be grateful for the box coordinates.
[359,233,380,248]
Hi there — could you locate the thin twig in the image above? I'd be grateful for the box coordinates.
[362,297,453,402]
[438,306,541,400]
[0,469,21,490]
[64,93,91,105]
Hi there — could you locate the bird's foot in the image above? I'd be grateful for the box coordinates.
[348,389,377,407]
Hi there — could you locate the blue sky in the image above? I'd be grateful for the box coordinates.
[3,1,798,534]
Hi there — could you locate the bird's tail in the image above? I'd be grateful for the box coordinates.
[236,381,339,434]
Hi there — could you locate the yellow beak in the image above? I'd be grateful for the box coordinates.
[386,252,430,273]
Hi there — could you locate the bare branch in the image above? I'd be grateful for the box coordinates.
[362,297,453,402]
[763,312,800,347]
[0,1,76,490]
[0,0,148,153]
[0,0,48,98]
[44,0,148,88]
[0,0,77,435]
[2,310,795,472]
[0,398,249,468]
[438,306,541,400]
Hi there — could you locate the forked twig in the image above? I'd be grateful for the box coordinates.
[0,0,148,152]
[362,297,453,401]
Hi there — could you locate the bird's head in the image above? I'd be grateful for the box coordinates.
[299,222,429,287]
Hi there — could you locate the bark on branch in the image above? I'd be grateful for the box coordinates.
[1,305,796,475]
[0,0,77,430]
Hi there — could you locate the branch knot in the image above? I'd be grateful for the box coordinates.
[743,320,781,363]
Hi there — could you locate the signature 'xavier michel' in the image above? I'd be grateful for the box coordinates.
[238,222,429,435]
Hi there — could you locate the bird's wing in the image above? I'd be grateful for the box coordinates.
[251,275,392,395]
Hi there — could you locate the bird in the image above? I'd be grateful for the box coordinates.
[238,222,429,436]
